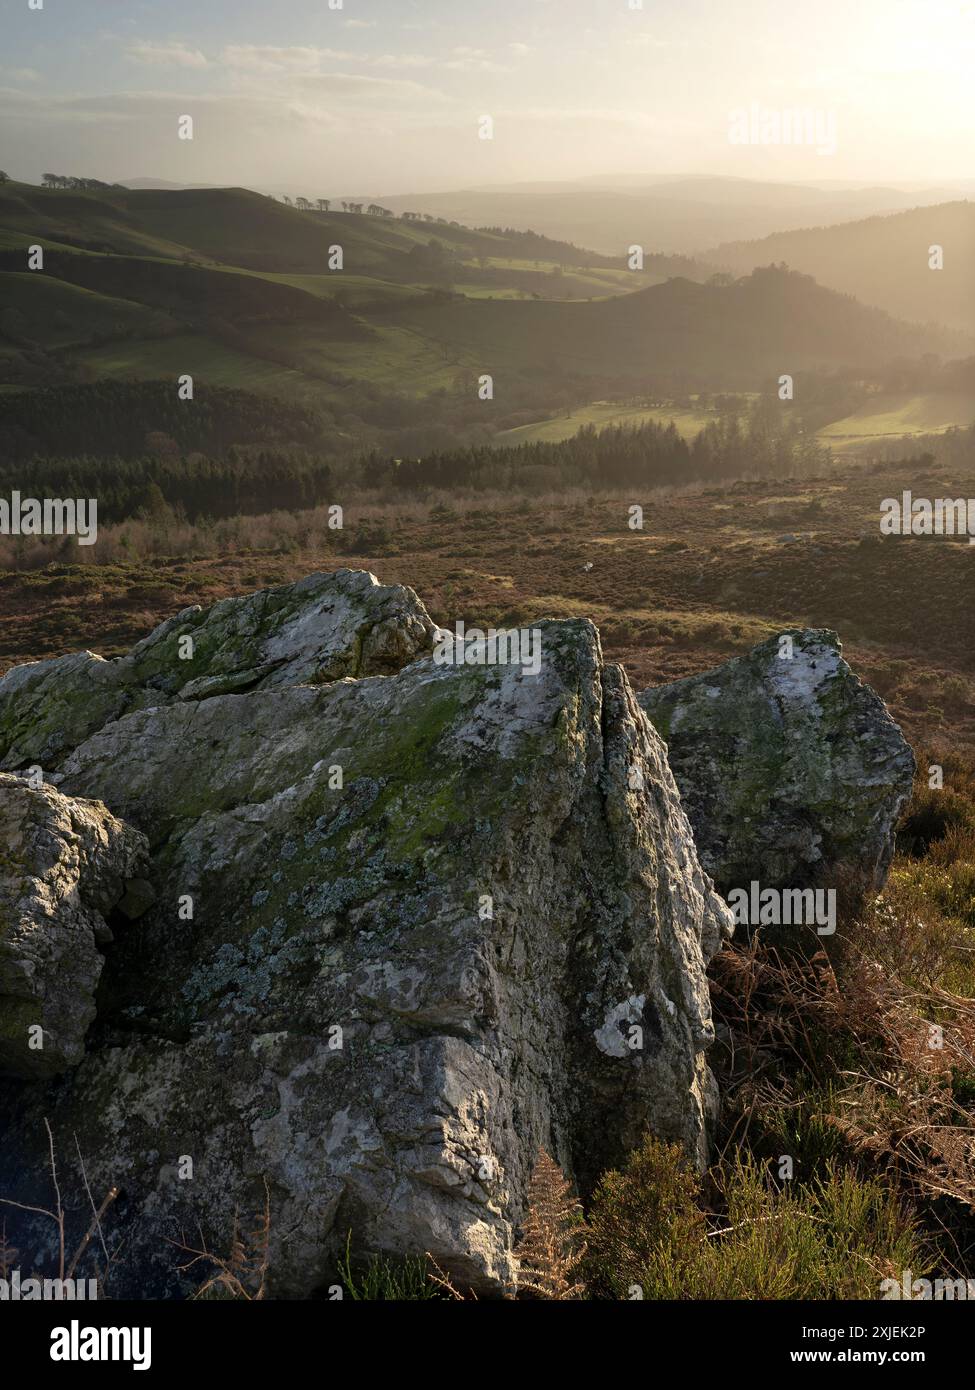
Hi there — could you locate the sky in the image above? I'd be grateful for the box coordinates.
[1,0,973,194]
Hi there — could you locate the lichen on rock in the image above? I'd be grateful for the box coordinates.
[0,579,922,1296]
[638,629,916,897]
[0,578,731,1297]
[0,569,436,771]
[0,774,149,1080]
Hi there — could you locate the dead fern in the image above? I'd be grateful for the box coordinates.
[512,1149,587,1299]
[174,1179,271,1300]
[709,910,975,1271]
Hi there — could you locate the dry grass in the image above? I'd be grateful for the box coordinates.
[709,794,975,1280]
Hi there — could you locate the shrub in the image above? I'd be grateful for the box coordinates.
[337,1235,444,1301]
[585,1136,704,1299]
[585,1136,930,1300]
[900,787,975,854]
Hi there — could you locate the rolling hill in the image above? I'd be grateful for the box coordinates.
[707,201,975,334]
[0,182,970,456]
[374,265,969,390]
[0,181,698,286]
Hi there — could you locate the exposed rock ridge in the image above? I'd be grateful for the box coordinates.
[0,597,731,1297]
[0,569,436,771]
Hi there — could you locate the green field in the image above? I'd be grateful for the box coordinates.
[817,391,975,454]
[239,270,426,308]
[495,400,717,445]
[76,333,326,404]
[0,272,176,347]
[493,389,975,457]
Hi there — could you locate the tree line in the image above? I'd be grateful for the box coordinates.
[41,174,125,191]
[0,450,334,525]
[361,401,832,493]
[0,381,324,463]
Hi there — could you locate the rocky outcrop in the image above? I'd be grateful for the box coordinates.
[0,579,732,1297]
[639,630,915,897]
[0,569,435,771]
[0,775,148,1080]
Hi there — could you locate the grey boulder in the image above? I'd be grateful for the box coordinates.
[0,774,149,1080]
[0,569,436,772]
[639,629,915,897]
[0,594,731,1297]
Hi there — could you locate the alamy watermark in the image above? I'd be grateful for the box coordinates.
[433,620,542,676]
[881,1269,975,1300]
[880,491,975,543]
[728,103,837,156]
[50,1319,151,1370]
[726,881,836,935]
[0,492,97,546]
[1,1269,98,1300]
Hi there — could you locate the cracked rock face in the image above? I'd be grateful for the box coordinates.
[0,774,149,1080]
[0,582,731,1297]
[0,569,436,771]
[639,630,916,897]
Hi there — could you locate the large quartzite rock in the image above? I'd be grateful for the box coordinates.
[638,629,916,897]
[0,569,436,771]
[0,583,731,1298]
[0,774,148,1080]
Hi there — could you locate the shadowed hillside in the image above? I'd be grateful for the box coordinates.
[708,201,975,333]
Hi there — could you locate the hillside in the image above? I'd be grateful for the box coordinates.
[707,201,975,334]
[0,183,969,457]
[0,181,697,286]
[377,266,968,390]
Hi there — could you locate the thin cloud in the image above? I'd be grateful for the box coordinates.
[222,45,356,73]
[126,41,209,70]
[291,72,453,108]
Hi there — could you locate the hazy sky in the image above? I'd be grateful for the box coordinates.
[2,0,972,192]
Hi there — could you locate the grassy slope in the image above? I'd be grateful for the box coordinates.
[1,183,970,436]
[818,391,975,454]
[0,272,176,347]
[495,400,717,445]
[0,182,653,283]
[73,334,324,402]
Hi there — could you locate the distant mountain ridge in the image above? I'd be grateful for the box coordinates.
[707,201,975,334]
[340,177,966,256]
